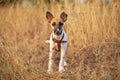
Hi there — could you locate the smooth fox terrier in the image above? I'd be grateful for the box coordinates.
[46,11,68,73]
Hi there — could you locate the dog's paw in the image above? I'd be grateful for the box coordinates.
[59,69,65,73]
[47,69,53,73]
[59,66,65,72]
[64,61,67,66]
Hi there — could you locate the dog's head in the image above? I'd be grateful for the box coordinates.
[46,11,67,35]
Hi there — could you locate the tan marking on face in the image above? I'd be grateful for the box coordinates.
[50,18,64,40]
[50,18,63,30]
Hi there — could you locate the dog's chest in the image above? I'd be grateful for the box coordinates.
[52,34,63,51]
[50,31,67,51]
[53,35,61,40]
[53,43,61,51]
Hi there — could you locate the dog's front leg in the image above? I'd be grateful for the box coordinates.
[59,43,67,72]
[47,43,54,73]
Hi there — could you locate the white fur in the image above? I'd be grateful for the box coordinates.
[45,40,50,43]
[47,29,68,73]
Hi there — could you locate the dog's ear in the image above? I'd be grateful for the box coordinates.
[46,11,54,23]
[60,12,67,22]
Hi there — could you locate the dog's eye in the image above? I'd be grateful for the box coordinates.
[59,22,63,26]
[52,22,56,26]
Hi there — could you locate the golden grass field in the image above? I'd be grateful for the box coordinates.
[0,0,120,80]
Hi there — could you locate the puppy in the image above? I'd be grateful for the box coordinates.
[46,11,68,72]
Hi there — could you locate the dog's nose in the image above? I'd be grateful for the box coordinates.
[56,28,60,32]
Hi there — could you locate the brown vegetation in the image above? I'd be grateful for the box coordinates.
[0,0,120,80]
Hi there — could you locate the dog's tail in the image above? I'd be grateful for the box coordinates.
[45,40,50,43]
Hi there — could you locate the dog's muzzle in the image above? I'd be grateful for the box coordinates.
[54,26,62,35]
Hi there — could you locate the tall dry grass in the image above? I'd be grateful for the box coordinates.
[0,0,120,80]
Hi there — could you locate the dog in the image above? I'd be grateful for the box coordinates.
[46,11,68,73]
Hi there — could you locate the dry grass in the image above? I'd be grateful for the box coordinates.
[0,0,120,80]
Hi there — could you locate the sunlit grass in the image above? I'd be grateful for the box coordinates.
[0,0,120,80]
